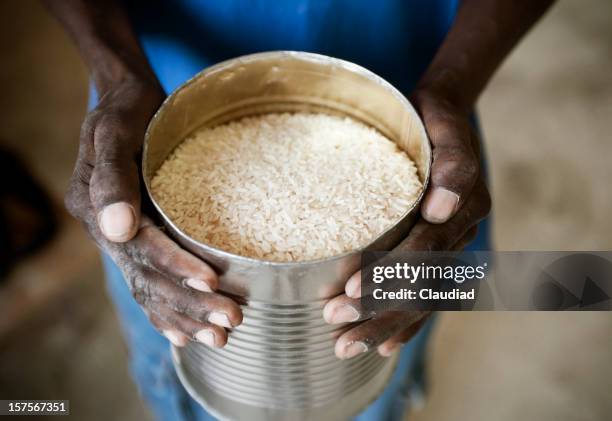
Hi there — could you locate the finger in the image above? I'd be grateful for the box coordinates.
[377,317,427,357]
[89,113,142,243]
[420,108,479,224]
[345,271,361,299]
[149,312,189,347]
[345,227,480,317]
[344,220,479,301]
[335,311,427,359]
[65,170,94,228]
[152,305,228,348]
[323,294,366,324]
[132,267,242,328]
[65,121,96,224]
[344,178,489,302]
[123,217,218,291]
[399,177,490,252]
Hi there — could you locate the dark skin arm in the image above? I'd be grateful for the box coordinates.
[44,0,243,347]
[324,0,555,359]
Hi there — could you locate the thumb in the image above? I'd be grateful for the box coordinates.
[420,116,479,224]
[90,115,142,243]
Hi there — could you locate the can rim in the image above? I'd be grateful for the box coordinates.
[142,51,432,267]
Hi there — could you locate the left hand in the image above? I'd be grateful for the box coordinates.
[323,89,491,359]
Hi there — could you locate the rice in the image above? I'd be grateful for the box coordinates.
[151,112,422,262]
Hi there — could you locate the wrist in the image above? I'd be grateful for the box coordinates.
[411,82,468,120]
[83,37,159,96]
[414,67,474,115]
[92,70,165,117]
[91,55,160,97]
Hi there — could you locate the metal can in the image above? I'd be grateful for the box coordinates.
[142,51,431,421]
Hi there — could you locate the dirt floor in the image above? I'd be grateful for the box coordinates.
[0,1,610,420]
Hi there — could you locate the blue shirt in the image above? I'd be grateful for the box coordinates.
[125,0,459,94]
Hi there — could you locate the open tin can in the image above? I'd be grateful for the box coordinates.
[142,51,431,421]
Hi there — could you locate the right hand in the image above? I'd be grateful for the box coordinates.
[323,88,491,359]
[65,77,243,347]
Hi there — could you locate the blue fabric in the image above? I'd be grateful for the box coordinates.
[91,2,494,420]
[124,0,459,95]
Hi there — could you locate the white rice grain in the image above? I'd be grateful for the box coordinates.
[151,112,422,262]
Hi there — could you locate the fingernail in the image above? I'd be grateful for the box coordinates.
[345,271,362,298]
[343,341,368,359]
[422,188,459,224]
[98,202,136,242]
[195,329,216,347]
[379,343,400,357]
[185,278,212,292]
[208,312,232,328]
[331,304,360,324]
[163,330,186,347]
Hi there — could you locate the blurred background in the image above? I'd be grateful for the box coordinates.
[0,1,610,420]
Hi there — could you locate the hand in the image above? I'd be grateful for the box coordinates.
[65,77,242,347]
[323,89,491,359]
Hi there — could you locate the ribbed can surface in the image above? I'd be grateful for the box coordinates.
[177,300,391,410]
[143,52,431,421]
